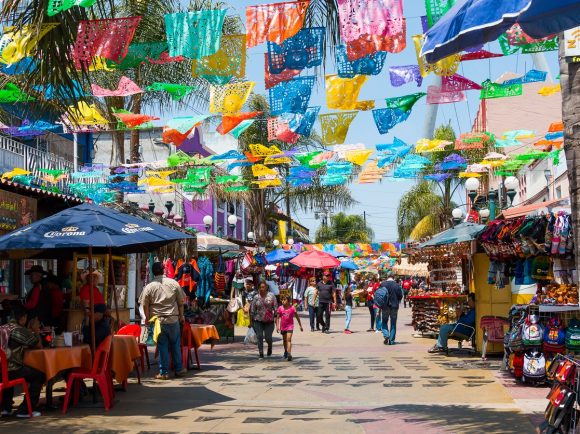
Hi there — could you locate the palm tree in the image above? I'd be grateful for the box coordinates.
[315,212,373,243]
[396,181,445,241]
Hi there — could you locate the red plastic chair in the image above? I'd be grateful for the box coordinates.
[480,316,510,360]
[0,349,32,416]
[62,335,114,413]
[117,324,149,385]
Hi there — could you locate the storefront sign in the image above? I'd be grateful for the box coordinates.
[0,190,36,235]
[564,27,580,63]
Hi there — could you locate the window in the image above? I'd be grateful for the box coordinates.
[556,186,562,199]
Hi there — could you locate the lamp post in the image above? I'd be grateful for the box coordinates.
[465,177,480,205]
[202,215,213,233]
[504,176,519,207]
[273,239,280,247]
[287,238,294,246]
[247,231,254,242]
[227,214,237,238]
[452,208,464,226]
[544,169,552,200]
[164,200,174,218]
[479,208,490,224]
[487,188,497,220]
[148,200,155,213]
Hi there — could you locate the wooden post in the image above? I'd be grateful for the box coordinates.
[88,246,96,355]
[108,248,120,332]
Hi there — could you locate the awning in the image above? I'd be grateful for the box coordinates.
[392,257,429,277]
[196,232,240,252]
[499,198,570,219]
[419,222,485,248]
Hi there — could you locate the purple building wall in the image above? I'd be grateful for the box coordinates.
[183,197,248,241]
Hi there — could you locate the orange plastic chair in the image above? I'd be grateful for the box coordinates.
[0,349,32,416]
[62,335,114,413]
[117,323,150,373]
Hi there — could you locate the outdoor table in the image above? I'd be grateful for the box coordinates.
[111,335,141,384]
[23,344,92,408]
[186,324,220,370]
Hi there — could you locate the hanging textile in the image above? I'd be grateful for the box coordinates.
[426,85,466,104]
[249,144,283,157]
[290,166,317,178]
[326,74,373,111]
[267,27,324,74]
[264,53,301,90]
[253,178,282,188]
[436,153,467,170]
[326,161,353,176]
[267,117,299,143]
[372,108,410,134]
[321,174,348,186]
[503,69,548,85]
[264,154,293,165]
[441,74,482,92]
[246,1,309,48]
[91,76,142,97]
[217,112,260,135]
[455,132,493,150]
[268,76,315,116]
[72,17,141,69]
[67,102,108,126]
[252,164,278,177]
[191,34,246,85]
[498,33,558,56]
[336,45,387,78]
[112,113,159,129]
[460,50,503,61]
[415,138,451,153]
[211,150,245,161]
[283,106,320,137]
[231,120,255,138]
[0,24,59,65]
[3,120,57,137]
[146,82,195,101]
[549,122,564,132]
[506,24,556,46]
[358,160,386,183]
[413,34,461,77]
[164,10,226,59]
[319,111,358,145]
[294,151,322,166]
[425,0,457,27]
[210,82,255,114]
[538,84,561,96]
[503,129,534,140]
[166,115,209,134]
[389,65,423,87]
[345,149,373,166]
[47,0,96,16]
[337,0,406,60]
[0,83,34,102]
[106,42,167,69]
[479,79,522,99]
[384,92,426,112]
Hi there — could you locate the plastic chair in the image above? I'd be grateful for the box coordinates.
[117,324,149,383]
[446,324,476,356]
[181,325,201,370]
[480,316,510,361]
[62,335,114,413]
[0,349,32,416]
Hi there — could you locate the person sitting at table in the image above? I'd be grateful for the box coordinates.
[1,305,45,418]
[428,293,476,353]
[82,304,111,349]
[79,270,106,314]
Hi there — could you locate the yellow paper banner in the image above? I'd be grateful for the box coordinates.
[252,164,278,177]
[2,168,30,179]
[209,81,255,114]
[68,102,108,125]
[345,149,373,166]
[326,74,374,111]
[412,35,460,77]
[0,24,59,64]
[249,144,282,156]
[253,178,282,188]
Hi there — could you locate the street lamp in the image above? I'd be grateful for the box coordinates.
[227,214,237,237]
[164,200,174,218]
[504,176,519,207]
[479,208,490,224]
[452,208,464,225]
[465,177,480,204]
[287,238,294,245]
[273,239,280,247]
[148,200,155,213]
[203,215,213,232]
[247,231,254,241]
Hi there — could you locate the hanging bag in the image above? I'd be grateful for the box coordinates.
[214,251,226,295]
[226,279,242,313]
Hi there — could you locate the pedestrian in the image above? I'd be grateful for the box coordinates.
[276,295,303,361]
[344,285,353,334]
[139,262,187,380]
[1,304,45,418]
[250,281,278,358]
[365,280,376,331]
[402,277,412,308]
[428,293,476,353]
[303,277,320,331]
[380,274,404,345]
[315,271,336,333]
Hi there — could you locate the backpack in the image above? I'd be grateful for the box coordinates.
[508,319,525,352]
[523,351,546,383]
[565,319,580,351]
[522,315,543,347]
[543,318,566,353]
[373,286,388,309]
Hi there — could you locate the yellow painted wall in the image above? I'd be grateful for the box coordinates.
[473,253,512,353]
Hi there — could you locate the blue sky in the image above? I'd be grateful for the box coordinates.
[196,0,560,241]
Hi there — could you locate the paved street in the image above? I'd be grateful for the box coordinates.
[0,305,546,434]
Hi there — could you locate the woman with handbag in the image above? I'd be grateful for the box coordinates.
[250,281,278,358]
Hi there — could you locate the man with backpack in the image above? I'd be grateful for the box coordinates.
[374,274,404,345]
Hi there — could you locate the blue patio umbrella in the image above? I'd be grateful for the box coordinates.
[340,260,359,270]
[422,0,580,63]
[266,248,298,263]
[0,202,193,256]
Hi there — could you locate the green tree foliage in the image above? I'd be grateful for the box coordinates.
[315,212,374,243]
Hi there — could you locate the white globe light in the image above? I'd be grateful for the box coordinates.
[465,177,480,192]
[227,215,237,225]
[202,215,213,226]
[288,238,294,245]
[273,239,280,246]
[452,208,464,219]
[247,231,254,240]
[479,208,490,218]
[504,176,519,190]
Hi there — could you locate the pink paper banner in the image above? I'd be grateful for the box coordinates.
[427,85,466,104]
[91,76,143,97]
[441,74,482,92]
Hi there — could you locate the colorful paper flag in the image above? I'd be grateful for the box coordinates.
[319,111,358,145]
[246,1,310,48]
[164,10,226,59]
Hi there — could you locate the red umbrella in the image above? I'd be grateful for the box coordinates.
[289,250,341,269]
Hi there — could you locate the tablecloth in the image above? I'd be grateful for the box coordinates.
[189,324,220,349]
[111,335,141,383]
[23,345,92,381]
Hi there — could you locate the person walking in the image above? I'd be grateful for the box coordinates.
[315,271,336,333]
[139,262,187,380]
[303,277,320,331]
[344,286,353,334]
[365,280,376,331]
[380,275,404,345]
[276,295,303,361]
[250,281,278,358]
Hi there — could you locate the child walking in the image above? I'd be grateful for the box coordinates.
[344,286,353,334]
[276,295,303,361]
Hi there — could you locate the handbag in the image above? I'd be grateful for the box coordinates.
[226,283,241,313]
[214,251,226,294]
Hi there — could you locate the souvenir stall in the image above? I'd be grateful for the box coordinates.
[405,223,483,336]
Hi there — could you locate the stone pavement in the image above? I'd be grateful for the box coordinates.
[0,305,548,434]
